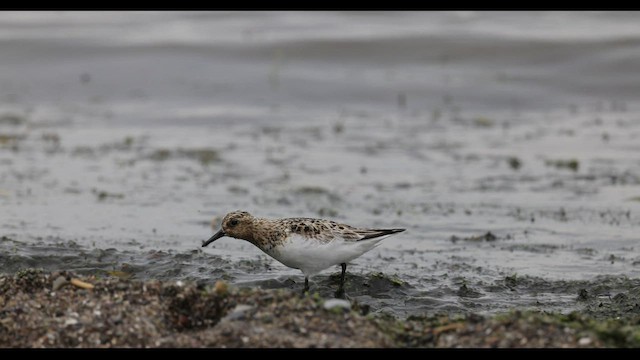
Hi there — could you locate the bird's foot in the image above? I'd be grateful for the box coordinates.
[334,287,346,299]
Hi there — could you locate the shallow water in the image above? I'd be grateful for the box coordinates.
[1,11,640,318]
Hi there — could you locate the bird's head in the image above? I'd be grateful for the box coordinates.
[202,210,255,247]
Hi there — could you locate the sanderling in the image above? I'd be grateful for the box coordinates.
[202,210,406,297]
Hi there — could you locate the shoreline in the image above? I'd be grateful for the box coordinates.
[1,269,639,348]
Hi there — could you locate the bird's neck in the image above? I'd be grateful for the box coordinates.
[243,218,283,251]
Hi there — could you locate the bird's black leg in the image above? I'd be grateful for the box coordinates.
[302,276,309,295]
[335,263,347,298]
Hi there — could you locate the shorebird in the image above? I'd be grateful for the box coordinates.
[202,210,405,297]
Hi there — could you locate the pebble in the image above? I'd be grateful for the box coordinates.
[221,304,254,321]
[52,276,68,291]
[115,283,128,291]
[323,298,351,311]
[64,318,78,326]
[578,337,592,346]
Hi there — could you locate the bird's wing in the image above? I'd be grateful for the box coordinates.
[281,218,405,243]
[352,228,406,241]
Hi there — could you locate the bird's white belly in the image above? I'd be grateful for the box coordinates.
[265,234,386,277]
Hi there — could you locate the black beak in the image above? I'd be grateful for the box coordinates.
[202,229,226,247]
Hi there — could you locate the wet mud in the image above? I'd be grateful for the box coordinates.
[2,269,639,348]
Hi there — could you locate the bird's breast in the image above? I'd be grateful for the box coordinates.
[261,234,382,276]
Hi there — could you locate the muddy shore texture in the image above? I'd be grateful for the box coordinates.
[1,269,639,348]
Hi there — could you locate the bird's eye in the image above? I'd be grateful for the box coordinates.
[229,219,239,227]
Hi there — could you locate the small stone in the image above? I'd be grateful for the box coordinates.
[323,298,351,311]
[115,283,128,291]
[52,276,68,291]
[221,304,253,321]
[64,318,78,326]
[578,337,592,346]
[214,280,228,295]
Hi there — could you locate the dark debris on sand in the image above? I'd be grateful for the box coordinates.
[0,269,389,347]
[1,269,640,348]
